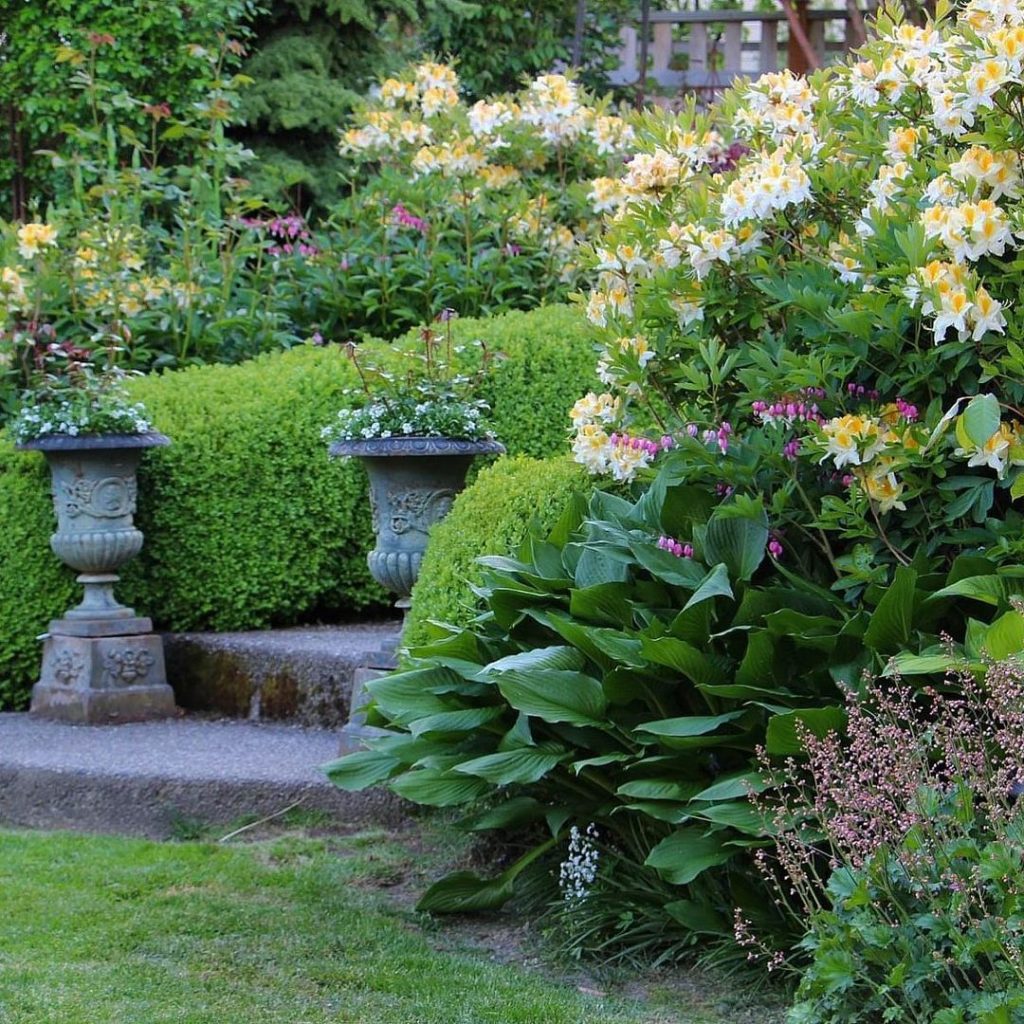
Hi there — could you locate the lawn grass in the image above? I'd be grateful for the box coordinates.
[0,826,782,1024]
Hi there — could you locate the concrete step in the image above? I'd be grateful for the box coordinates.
[0,712,407,839]
[163,621,402,728]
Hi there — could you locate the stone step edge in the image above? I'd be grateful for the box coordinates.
[0,764,410,840]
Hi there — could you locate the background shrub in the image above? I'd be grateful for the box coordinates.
[404,456,587,650]
[0,304,596,709]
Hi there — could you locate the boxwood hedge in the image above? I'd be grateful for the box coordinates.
[0,305,597,708]
[403,456,588,651]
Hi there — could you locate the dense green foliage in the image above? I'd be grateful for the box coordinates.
[0,305,596,709]
[330,450,1024,956]
[404,456,587,650]
[0,0,256,218]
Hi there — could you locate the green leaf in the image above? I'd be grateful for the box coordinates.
[645,828,733,884]
[688,801,765,835]
[697,513,768,582]
[765,706,846,756]
[390,767,491,807]
[633,544,708,587]
[664,899,726,935]
[691,771,767,802]
[982,610,1024,660]
[963,393,1001,447]
[416,870,516,913]
[454,748,566,785]
[617,778,706,801]
[460,797,545,832]
[495,671,608,726]
[640,636,720,687]
[322,749,400,791]
[635,711,746,738]
[863,566,917,655]
[408,706,504,736]
[683,563,734,610]
[486,646,584,674]
[569,583,633,626]
[930,575,1016,607]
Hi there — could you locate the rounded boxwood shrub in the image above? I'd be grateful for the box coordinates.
[403,456,588,651]
[0,305,597,708]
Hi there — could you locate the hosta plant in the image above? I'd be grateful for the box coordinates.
[325,456,1021,950]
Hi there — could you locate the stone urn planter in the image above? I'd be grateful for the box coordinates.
[330,435,504,751]
[330,436,505,615]
[18,432,177,723]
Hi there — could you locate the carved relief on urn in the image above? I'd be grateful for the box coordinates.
[330,437,505,609]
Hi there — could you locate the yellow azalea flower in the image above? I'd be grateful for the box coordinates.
[863,464,907,513]
[17,223,58,260]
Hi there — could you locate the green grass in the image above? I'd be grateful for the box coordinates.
[0,828,667,1024]
[0,827,785,1023]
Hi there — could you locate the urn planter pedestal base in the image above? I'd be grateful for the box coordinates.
[33,623,175,725]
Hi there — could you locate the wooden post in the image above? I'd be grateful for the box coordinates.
[782,0,820,73]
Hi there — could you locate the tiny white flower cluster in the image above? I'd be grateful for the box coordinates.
[559,823,600,907]
[322,396,492,445]
[11,397,151,444]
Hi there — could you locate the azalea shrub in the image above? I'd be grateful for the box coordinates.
[316,61,637,337]
[567,0,1024,668]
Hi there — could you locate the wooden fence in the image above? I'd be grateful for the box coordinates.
[609,6,868,92]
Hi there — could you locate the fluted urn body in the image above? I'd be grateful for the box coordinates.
[330,437,505,609]
[18,432,176,723]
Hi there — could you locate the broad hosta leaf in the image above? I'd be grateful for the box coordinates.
[486,645,585,675]
[322,749,400,791]
[616,779,707,802]
[455,748,566,785]
[686,801,765,835]
[460,797,546,831]
[882,651,960,676]
[569,583,633,626]
[691,771,767,802]
[389,767,491,806]
[683,563,734,611]
[645,828,733,884]
[696,513,768,582]
[982,610,1024,660]
[416,870,516,913]
[664,899,726,935]
[633,544,708,587]
[635,711,746,738]
[765,706,846,756]
[368,667,464,723]
[408,706,505,737]
[573,545,630,588]
[734,630,777,689]
[572,753,634,774]
[641,636,720,687]
[495,670,608,726]
[930,574,1017,607]
[863,566,917,655]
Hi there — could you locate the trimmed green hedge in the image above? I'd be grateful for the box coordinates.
[0,305,597,708]
[403,456,588,651]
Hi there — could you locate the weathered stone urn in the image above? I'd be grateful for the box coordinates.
[330,435,504,752]
[18,432,176,723]
[330,436,506,615]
